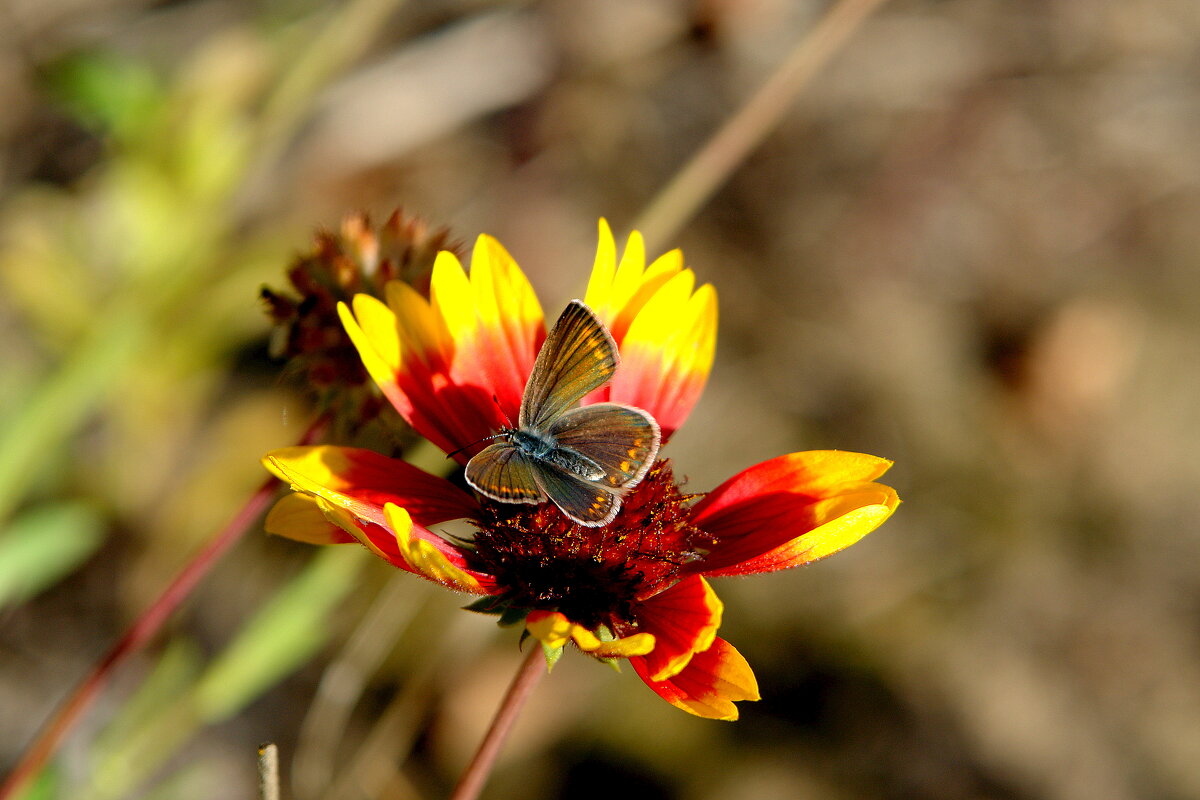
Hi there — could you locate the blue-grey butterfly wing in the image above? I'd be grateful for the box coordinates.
[520,300,618,431]
[531,462,621,527]
[464,442,544,504]
[548,403,661,490]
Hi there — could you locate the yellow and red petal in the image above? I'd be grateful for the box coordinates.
[262,445,479,526]
[264,492,355,545]
[308,496,406,565]
[338,290,492,458]
[582,220,717,439]
[339,289,468,448]
[431,238,544,431]
[690,451,899,577]
[338,237,545,458]
[630,637,760,721]
[278,495,496,593]
[263,488,411,572]
[605,276,716,439]
[526,611,656,658]
[633,576,723,682]
[383,504,488,593]
[261,445,494,586]
[338,294,401,393]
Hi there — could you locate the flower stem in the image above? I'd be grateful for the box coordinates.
[448,646,547,800]
[0,415,328,800]
[634,0,892,251]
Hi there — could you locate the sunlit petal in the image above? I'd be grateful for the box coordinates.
[584,219,683,343]
[635,576,723,681]
[264,493,354,545]
[384,504,487,594]
[432,238,544,428]
[630,637,760,721]
[607,277,716,438]
[263,445,479,526]
[691,451,898,575]
[261,446,492,587]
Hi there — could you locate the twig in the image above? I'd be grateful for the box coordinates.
[634,0,893,251]
[0,415,329,800]
[259,743,281,800]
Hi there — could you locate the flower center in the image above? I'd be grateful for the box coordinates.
[466,461,715,629]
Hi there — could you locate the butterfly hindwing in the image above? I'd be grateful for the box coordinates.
[520,301,618,431]
[548,403,661,490]
[531,461,620,527]
[464,442,544,504]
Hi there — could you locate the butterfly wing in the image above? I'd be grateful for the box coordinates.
[520,301,618,431]
[531,462,621,527]
[548,403,661,491]
[465,442,545,504]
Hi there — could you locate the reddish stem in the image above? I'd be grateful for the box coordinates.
[0,416,327,800]
[448,646,547,800]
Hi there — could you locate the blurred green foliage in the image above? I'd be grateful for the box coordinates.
[43,51,165,138]
[0,0,403,526]
[0,503,104,607]
[2,1,402,796]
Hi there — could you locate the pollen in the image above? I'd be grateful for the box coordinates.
[466,460,715,629]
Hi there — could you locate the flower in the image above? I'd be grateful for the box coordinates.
[262,219,899,720]
[260,209,460,431]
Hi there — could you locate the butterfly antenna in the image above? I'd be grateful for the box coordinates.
[445,442,471,460]
[446,396,515,460]
[446,434,501,461]
[492,394,514,429]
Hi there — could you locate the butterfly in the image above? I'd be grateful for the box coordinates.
[464,300,661,527]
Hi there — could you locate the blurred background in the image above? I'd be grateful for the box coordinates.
[2,0,1199,798]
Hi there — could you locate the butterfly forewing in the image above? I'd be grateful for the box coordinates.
[519,301,618,431]
[464,442,545,504]
[548,403,661,490]
[532,462,620,527]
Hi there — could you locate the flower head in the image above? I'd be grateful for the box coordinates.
[261,209,460,429]
[263,219,898,720]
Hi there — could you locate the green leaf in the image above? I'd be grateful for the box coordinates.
[0,502,105,606]
[462,595,506,615]
[497,605,530,627]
